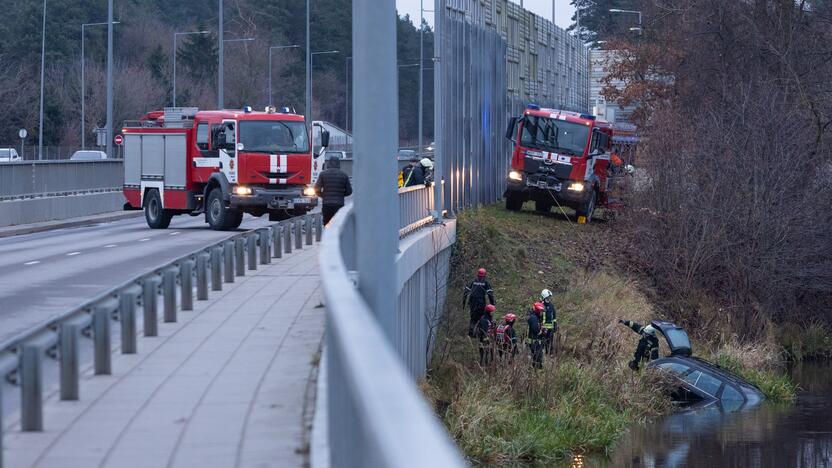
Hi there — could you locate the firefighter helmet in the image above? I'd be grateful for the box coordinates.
[504,313,517,323]
[484,304,496,314]
[477,268,487,278]
[533,302,545,315]
[540,289,553,300]
[643,325,657,336]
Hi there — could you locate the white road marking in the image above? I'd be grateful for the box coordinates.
[138,238,150,242]
[169,232,180,236]
[105,244,118,248]
[67,251,81,256]
[24,261,40,265]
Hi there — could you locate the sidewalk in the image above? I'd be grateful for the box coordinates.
[3,244,324,468]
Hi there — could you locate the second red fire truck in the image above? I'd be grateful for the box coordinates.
[504,104,614,222]
[122,107,329,230]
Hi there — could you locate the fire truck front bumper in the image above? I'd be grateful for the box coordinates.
[230,186,318,211]
[505,172,592,208]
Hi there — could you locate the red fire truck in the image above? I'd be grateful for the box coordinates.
[504,104,613,222]
[122,107,328,230]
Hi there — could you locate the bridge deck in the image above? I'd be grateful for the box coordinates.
[3,245,324,468]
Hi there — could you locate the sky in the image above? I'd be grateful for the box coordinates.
[396,0,576,30]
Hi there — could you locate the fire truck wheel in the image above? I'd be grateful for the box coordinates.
[144,189,172,229]
[505,193,524,211]
[576,190,596,223]
[535,201,552,213]
[206,189,242,231]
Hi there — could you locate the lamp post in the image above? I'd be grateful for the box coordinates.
[218,0,223,108]
[608,8,642,35]
[37,0,46,160]
[173,31,209,108]
[345,56,351,132]
[269,44,299,107]
[105,0,114,159]
[81,21,119,150]
[219,37,255,108]
[310,50,340,122]
[305,0,310,128]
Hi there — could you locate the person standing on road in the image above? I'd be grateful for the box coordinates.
[540,289,558,355]
[314,156,353,225]
[527,302,546,369]
[463,268,496,337]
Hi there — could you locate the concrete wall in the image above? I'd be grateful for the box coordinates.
[0,191,125,227]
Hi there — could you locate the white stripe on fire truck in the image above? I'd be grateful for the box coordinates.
[270,154,278,173]
[279,154,287,173]
[279,178,287,184]
[269,178,277,184]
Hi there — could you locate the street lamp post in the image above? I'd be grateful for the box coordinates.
[173,31,210,108]
[608,8,642,35]
[345,56,351,132]
[38,0,46,160]
[305,0,310,128]
[80,21,119,150]
[269,44,299,107]
[105,0,114,159]
[218,0,223,108]
[310,50,340,122]
[419,0,424,157]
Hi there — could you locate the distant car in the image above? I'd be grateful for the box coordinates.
[324,150,347,160]
[425,141,436,153]
[70,150,108,161]
[0,148,21,162]
[398,149,417,160]
[647,321,764,408]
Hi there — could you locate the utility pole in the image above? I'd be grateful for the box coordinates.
[433,0,443,221]
[305,0,311,127]
[37,0,46,160]
[218,0,224,108]
[105,0,114,159]
[81,22,119,150]
[418,0,424,157]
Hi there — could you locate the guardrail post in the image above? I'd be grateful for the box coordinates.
[295,220,303,249]
[273,225,283,259]
[259,229,271,264]
[163,268,177,323]
[120,289,138,354]
[94,300,115,375]
[284,222,293,254]
[235,238,246,276]
[196,254,209,300]
[180,260,194,311]
[20,342,44,431]
[212,246,223,290]
[142,277,159,337]
[305,215,313,245]
[247,234,257,270]
[59,315,88,401]
[315,214,323,242]
[224,241,235,283]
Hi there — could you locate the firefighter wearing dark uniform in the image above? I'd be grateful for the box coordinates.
[495,313,518,360]
[477,304,496,366]
[463,268,496,337]
[619,319,660,370]
[527,302,546,369]
[540,289,557,355]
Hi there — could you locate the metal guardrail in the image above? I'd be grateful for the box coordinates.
[0,214,323,468]
[398,184,436,238]
[319,204,465,468]
[0,160,124,200]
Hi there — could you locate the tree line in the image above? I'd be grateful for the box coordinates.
[0,0,434,149]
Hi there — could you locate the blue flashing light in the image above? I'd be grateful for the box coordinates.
[526,103,541,110]
[281,106,292,114]
[242,106,253,113]
[579,113,596,120]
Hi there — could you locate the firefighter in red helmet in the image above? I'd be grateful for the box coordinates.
[463,268,496,337]
[527,302,546,369]
[477,304,497,366]
[495,312,518,359]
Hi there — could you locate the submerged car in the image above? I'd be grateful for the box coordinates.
[647,321,764,408]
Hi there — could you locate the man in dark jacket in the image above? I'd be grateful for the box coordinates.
[314,156,353,225]
[462,268,496,337]
[477,304,496,366]
[401,157,425,187]
[527,302,545,369]
[619,319,660,371]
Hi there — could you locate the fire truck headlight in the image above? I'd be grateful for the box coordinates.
[303,186,317,197]
[508,170,523,181]
[233,186,252,196]
[567,182,585,192]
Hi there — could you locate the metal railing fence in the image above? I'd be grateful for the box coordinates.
[398,184,436,238]
[0,160,123,200]
[0,213,322,468]
[320,204,465,468]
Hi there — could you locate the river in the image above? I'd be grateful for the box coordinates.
[579,363,832,467]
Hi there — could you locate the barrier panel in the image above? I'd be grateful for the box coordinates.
[0,160,123,200]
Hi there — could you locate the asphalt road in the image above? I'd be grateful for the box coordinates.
[0,213,276,346]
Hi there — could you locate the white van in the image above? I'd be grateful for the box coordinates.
[70,150,108,161]
[0,148,21,162]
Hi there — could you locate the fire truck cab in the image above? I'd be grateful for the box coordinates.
[123,107,328,230]
[504,104,613,222]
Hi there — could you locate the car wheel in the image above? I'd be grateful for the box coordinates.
[144,189,172,229]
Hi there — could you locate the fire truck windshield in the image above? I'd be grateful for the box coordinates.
[239,120,309,154]
[520,115,590,156]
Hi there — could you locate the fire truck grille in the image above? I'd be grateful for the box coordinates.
[260,171,296,179]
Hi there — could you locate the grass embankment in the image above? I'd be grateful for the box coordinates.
[424,203,796,465]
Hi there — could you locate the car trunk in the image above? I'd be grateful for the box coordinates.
[651,320,692,357]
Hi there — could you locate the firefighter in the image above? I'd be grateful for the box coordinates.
[540,289,558,355]
[462,268,496,337]
[477,304,496,366]
[420,157,434,185]
[494,313,518,359]
[527,302,546,369]
[401,156,425,187]
[619,319,660,370]
[314,155,353,225]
